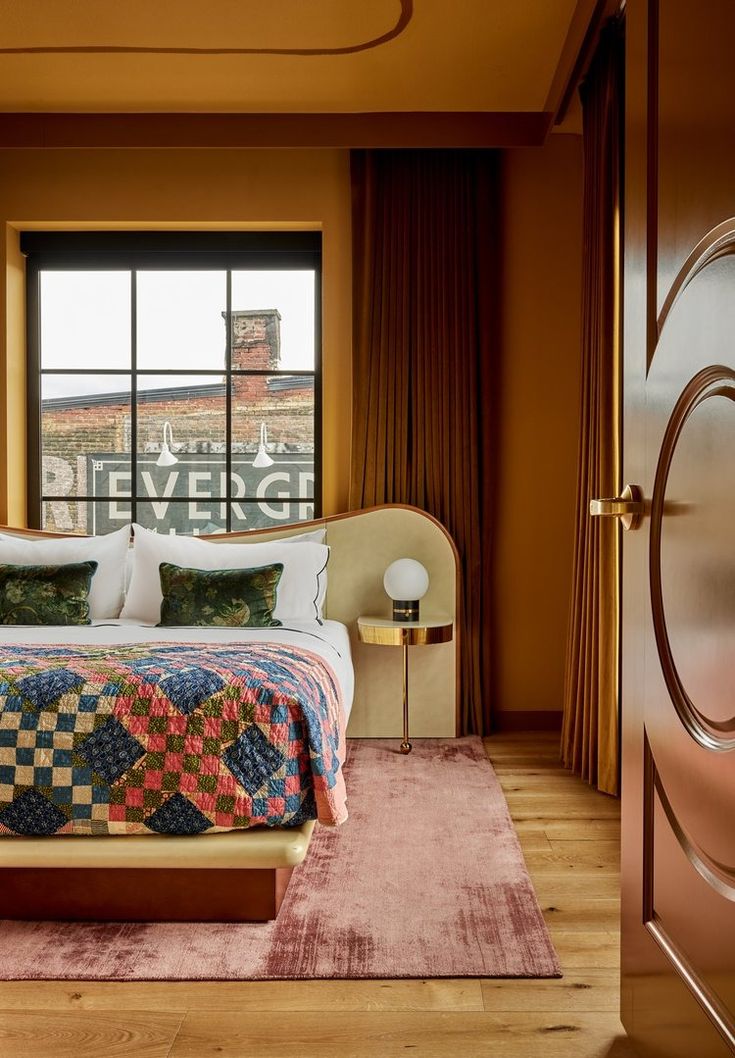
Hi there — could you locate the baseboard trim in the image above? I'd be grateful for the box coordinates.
[492,710,563,732]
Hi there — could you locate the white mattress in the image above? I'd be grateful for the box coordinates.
[0,619,354,721]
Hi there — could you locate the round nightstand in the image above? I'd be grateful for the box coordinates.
[357,616,454,753]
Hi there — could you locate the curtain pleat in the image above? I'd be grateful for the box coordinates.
[349,150,497,735]
[562,20,624,795]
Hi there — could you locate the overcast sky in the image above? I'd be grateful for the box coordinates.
[40,269,315,399]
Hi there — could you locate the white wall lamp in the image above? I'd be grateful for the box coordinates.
[383,558,430,622]
[253,421,274,469]
[156,421,178,467]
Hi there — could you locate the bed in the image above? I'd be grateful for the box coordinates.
[0,505,458,922]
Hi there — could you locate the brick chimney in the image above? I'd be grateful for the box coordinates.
[228,309,282,371]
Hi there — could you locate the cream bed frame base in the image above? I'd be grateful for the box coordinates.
[1,823,314,922]
[0,505,459,921]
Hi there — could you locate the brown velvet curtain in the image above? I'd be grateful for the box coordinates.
[349,150,497,735]
[562,19,624,796]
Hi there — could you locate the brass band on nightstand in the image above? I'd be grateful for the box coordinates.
[357,616,454,753]
[357,621,453,647]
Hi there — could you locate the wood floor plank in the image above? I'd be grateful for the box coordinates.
[511,817,616,842]
[525,841,620,872]
[493,766,571,777]
[486,752,563,766]
[531,857,617,874]
[481,970,620,1012]
[503,792,620,815]
[495,772,576,787]
[542,899,620,932]
[491,758,566,771]
[169,1010,636,1058]
[0,1011,183,1058]
[537,842,621,867]
[511,826,554,852]
[497,772,592,789]
[538,819,620,841]
[0,978,483,1014]
[549,932,620,969]
[533,872,620,902]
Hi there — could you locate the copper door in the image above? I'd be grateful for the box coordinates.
[622,1,735,1054]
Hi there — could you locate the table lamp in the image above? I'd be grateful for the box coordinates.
[383,558,429,622]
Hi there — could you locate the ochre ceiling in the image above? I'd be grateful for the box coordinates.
[0,0,581,113]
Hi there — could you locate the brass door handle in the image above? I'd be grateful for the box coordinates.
[589,483,644,531]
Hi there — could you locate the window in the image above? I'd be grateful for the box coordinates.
[23,232,321,536]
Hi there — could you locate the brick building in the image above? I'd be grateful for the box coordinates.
[41,310,315,534]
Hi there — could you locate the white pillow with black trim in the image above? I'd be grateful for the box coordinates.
[122,528,325,596]
[121,523,329,625]
[281,528,326,545]
[0,524,131,620]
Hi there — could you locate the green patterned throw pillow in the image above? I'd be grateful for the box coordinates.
[158,562,284,628]
[0,561,98,625]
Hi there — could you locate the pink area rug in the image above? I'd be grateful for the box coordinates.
[0,737,560,980]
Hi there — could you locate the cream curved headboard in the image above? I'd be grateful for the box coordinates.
[0,505,459,738]
[212,505,460,737]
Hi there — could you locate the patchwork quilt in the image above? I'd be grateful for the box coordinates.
[0,643,347,836]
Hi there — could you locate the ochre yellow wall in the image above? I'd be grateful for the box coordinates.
[494,134,584,717]
[0,141,583,724]
[0,148,352,525]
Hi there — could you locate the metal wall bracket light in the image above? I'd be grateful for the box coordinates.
[253,421,274,468]
[156,421,178,467]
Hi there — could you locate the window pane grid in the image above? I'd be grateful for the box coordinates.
[34,258,319,535]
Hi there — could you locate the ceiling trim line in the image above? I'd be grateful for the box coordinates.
[0,111,552,150]
[0,0,412,56]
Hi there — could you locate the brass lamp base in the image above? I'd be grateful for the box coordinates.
[401,635,411,753]
[392,600,419,621]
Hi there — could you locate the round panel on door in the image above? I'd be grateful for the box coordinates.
[650,365,735,750]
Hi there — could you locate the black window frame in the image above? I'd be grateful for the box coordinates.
[22,230,323,534]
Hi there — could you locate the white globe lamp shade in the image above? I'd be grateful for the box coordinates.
[383,558,429,622]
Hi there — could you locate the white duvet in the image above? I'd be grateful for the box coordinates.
[0,619,354,721]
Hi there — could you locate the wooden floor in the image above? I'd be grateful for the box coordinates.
[0,733,637,1057]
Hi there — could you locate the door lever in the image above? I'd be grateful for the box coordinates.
[589,483,644,531]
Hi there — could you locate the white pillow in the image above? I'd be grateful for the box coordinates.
[121,529,324,597]
[124,546,135,593]
[281,528,326,545]
[121,524,329,625]
[283,529,325,545]
[281,531,327,610]
[0,524,131,620]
